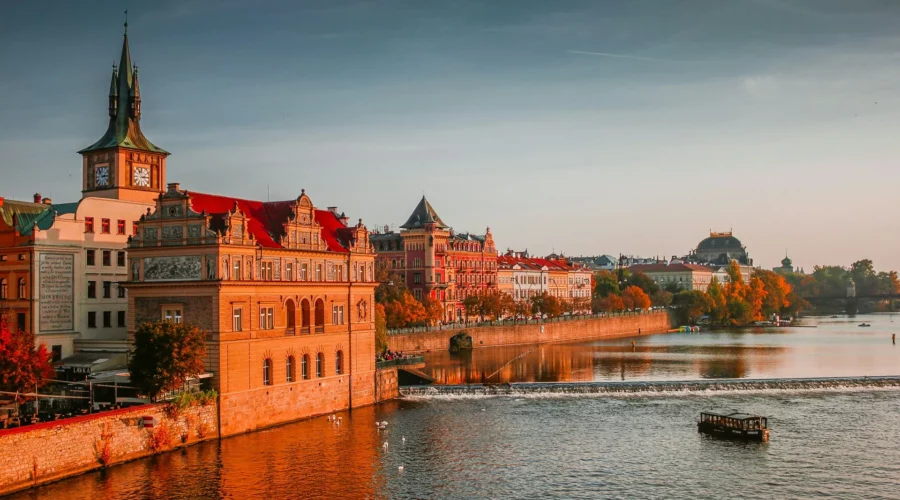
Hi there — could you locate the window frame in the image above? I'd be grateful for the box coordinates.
[102,250,111,267]
[84,217,94,233]
[117,310,126,327]
[315,352,323,378]
[163,306,184,324]
[117,219,126,235]
[263,358,273,386]
[86,249,95,266]
[233,307,243,331]
[101,218,111,234]
[117,251,126,267]
[286,356,295,382]
[87,311,97,328]
[87,280,97,299]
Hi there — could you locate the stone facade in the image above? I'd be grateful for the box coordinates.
[387,311,673,353]
[126,185,378,437]
[0,403,217,497]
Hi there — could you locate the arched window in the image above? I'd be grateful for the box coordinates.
[285,300,296,334]
[17,278,26,299]
[263,358,273,386]
[286,355,295,382]
[301,354,310,380]
[316,352,324,377]
[335,350,343,375]
[314,299,325,332]
[300,299,311,333]
[0,279,7,299]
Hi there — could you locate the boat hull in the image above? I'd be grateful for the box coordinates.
[698,422,769,442]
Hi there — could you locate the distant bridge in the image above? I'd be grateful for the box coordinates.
[803,293,900,303]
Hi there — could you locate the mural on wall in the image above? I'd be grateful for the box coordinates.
[143,256,202,281]
[38,253,75,332]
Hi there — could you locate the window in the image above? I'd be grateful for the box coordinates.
[300,263,308,281]
[233,307,243,331]
[163,308,183,323]
[85,217,94,233]
[87,311,97,328]
[335,351,343,375]
[332,305,344,325]
[103,281,111,298]
[103,311,111,327]
[286,356,295,382]
[51,345,62,362]
[101,218,110,234]
[102,250,111,266]
[133,221,139,236]
[301,355,309,380]
[16,313,26,332]
[117,219,126,235]
[285,263,293,281]
[0,279,5,299]
[261,262,274,280]
[86,249,95,266]
[414,273,422,284]
[316,352,324,377]
[87,281,96,299]
[315,264,322,281]
[17,278,25,299]
[117,251,126,267]
[117,310,126,327]
[118,284,126,298]
[259,306,274,330]
[233,260,242,281]
[263,358,273,386]
[328,263,335,281]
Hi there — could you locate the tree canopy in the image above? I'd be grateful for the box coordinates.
[128,321,207,400]
[0,317,54,400]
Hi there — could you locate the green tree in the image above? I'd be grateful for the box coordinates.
[673,290,712,324]
[706,277,728,324]
[128,321,207,400]
[592,271,620,298]
[374,261,408,305]
[624,271,659,296]
[651,290,673,307]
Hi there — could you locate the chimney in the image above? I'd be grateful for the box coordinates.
[167,183,180,192]
[33,193,41,203]
[327,206,339,215]
[42,197,52,205]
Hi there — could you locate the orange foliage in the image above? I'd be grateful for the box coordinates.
[621,285,651,310]
[383,290,427,328]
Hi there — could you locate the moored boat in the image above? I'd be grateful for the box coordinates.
[698,411,769,442]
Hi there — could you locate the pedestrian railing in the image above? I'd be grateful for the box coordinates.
[386,309,661,335]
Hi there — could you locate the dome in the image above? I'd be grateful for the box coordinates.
[697,233,743,252]
[781,256,792,267]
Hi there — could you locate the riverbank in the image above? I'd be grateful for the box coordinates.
[0,402,217,497]
[387,311,673,353]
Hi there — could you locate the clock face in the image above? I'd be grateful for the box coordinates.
[95,166,110,187]
[133,166,150,187]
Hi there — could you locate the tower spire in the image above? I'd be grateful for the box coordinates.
[108,64,118,117]
[124,9,128,35]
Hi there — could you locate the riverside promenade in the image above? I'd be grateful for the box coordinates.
[387,311,673,353]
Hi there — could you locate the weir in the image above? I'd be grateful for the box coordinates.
[400,376,900,397]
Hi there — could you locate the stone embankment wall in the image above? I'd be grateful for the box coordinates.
[388,312,673,353]
[0,403,217,497]
[375,367,399,402]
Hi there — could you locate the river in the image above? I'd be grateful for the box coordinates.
[6,315,899,499]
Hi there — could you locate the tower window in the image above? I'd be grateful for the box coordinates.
[85,217,94,233]
[101,219,110,234]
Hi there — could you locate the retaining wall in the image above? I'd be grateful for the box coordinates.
[388,311,673,353]
[0,403,217,497]
[375,367,399,402]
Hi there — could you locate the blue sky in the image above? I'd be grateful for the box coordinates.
[2,0,899,271]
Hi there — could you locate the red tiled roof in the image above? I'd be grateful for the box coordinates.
[188,191,349,252]
[628,263,712,273]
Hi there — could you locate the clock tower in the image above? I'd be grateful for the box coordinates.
[79,23,168,203]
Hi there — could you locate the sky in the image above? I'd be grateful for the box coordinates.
[2,0,899,272]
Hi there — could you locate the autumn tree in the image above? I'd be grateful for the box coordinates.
[531,292,564,318]
[752,270,792,317]
[621,285,651,310]
[595,294,625,312]
[374,304,388,352]
[128,321,207,400]
[374,261,408,305]
[384,290,427,328]
[0,317,54,400]
[498,293,516,319]
[420,295,444,325]
[513,298,533,319]
[706,277,728,324]
[624,271,660,296]
[462,294,484,321]
[651,290,673,307]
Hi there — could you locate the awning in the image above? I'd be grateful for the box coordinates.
[55,352,127,374]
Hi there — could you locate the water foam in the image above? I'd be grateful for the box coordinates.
[400,376,900,400]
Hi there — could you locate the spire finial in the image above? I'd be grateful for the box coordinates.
[124,9,128,35]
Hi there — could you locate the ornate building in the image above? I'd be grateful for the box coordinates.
[371,197,497,322]
[689,231,752,266]
[126,185,377,436]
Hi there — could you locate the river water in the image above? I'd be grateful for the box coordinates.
[6,315,900,499]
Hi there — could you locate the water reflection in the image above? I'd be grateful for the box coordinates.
[419,315,899,384]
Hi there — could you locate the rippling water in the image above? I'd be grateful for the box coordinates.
[6,315,900,499]
[420,314,900,384]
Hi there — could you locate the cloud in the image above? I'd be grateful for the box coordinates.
[741,75,779,97]
[566,50,679,63]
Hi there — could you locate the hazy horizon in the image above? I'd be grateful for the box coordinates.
[2,0,899,272]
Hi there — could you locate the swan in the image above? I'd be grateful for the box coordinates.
[401,436,406,444]
[398,463,404,472]
[383,441,389,450]
[381,421,388,426]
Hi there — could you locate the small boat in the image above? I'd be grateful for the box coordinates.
[698,411,769,442]
[858,323,871,328]
[830,315,839,319]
